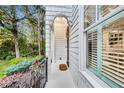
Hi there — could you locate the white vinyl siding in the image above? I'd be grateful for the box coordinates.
[69,5,80,86]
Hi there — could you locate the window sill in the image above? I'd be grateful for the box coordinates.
[79,70,110,88]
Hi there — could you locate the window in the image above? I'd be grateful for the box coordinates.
[84,5,96,28]
[87,31,97,71]
[102,17,124,87]
[87,17,124,87]
[100,5,119,17]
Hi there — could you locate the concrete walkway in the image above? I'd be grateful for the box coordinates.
[45,61,75,88]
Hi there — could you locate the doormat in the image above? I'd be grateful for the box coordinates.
[59,64,68,71]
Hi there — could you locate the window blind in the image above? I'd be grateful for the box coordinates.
[87,31,97,71]
[84,5,96,28]
[102,17,124,87]
[100,5,118,17]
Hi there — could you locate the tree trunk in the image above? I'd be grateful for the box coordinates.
[12,29,20,58]
[12,6,20,58]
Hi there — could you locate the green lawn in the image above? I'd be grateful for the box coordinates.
[0,56,41,78]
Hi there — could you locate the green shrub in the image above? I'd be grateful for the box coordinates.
[9,58,26,65]
[6,60,33,76]
[0,39,15,60]
[6,56,15,60]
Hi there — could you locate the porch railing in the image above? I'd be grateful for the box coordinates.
[27,57,48,88]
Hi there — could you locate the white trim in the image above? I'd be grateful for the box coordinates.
[79,5,87,71]
[95,5,99,21]
[78,5,84,71]
[84,6,124,32]
[79,70,110,88]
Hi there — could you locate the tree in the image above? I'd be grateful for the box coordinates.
[25,6,45,56]
[36,6,45,56]
[0,6,20,58]
[0,5,38,58]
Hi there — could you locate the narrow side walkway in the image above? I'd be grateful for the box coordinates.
[45,61,75,88]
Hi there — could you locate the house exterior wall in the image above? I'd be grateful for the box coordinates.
[70,5,94,88]
[45,5,94,88]
[69,5,80,87]
[45,5,124,88]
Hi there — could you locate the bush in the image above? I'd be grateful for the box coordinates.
[6,56,15,60]
[0,40,15,60]
[6,60,33,76]
[9,58,26,65]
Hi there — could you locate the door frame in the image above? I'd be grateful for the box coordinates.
[50,14,70,67]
